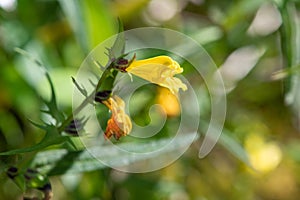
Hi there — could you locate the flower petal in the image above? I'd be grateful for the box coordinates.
[126,56,187,94]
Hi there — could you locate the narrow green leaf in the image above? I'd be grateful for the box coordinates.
[199,121,250,166]
[14,47,43,67]
[0,136,68,156]
[12,176,26,192]
[44,72,65,124]
[109,19,125,59]
[58,0,89,53]
[279,3,300,125]
[278,1,294,93]
[30,133,197,175]
[0,126,68,155]
[218,131,251,166]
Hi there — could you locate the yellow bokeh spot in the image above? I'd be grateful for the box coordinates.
[157,87,180,117]
[245,134,282,173]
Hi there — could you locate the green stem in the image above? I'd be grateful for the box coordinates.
[58,65,113,132]
[278,0,293,91]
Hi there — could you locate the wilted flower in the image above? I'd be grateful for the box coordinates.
[126,56,187,95]
[102,95,132,140]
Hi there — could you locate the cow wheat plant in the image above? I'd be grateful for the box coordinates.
[0,24,192,199]
[1,1,300,199]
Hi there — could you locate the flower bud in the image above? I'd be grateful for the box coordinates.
[6,166,18,179]
[114,58,129,72]
[64,119,84,136]
[95,90,112,103]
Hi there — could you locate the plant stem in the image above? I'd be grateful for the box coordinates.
[58,65,113,132]
[278,0,293,91]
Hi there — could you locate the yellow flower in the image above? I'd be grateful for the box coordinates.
[126,56,187,95]
[102,95,132,140]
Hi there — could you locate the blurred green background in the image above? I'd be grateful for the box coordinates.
[1,0,300,199]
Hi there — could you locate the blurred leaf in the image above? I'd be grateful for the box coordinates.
[58,0,89,52]
[12,175,26,192]
[30,133,197,175]
[222,0,266,30]
[191,26,223,45]
[111,0,149,20]
[14,48,65,124]
[1,21,29,52]
[58,0,116,54]
[247,2,282,37]
[215,45,265,93]
[286,141,300,162]
[281,3,300,129]
[218,130,251,166]
[109,19,125,59]
[82,0,116,50]
[278,1,293,93]
[200,121,250,166]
